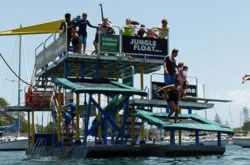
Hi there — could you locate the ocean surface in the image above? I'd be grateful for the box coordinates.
[0,145,250,165]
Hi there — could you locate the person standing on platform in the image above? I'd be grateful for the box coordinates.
[60,13,74,51]
[163,48,179,85]
[62,110,71,138]
[76,12,98,55]
[64,98,76,129]
[155,80,182,123]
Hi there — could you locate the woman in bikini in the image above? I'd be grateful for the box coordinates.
[155,80,182,123]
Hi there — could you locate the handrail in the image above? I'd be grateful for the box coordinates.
[30,137,46,156]
[150,73,199,99]
[35,26,64,57]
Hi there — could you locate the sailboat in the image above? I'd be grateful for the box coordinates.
[232,132,250,147]
[0,116,28,151]
[0,28,29,151]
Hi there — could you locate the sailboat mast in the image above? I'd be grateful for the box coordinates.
[18,25,22,137]
[203,84,207,119]
[18,26,21,106]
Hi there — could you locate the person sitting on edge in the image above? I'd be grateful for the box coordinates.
[131,19,140,36]
[123,18,133,36]
[163,48,179,85]
[101,17,115,35]
[64,98,76,128]
[153,19,169,39]
[76,12,98,55]
[155,80,182,123]
[60,13,74,51]
[137,24,146,37]
[62,110,71,137]
[146,28,157,38]
[242,74,250,84]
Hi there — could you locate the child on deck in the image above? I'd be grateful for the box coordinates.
[182,66,189,96]
[155,80,182,123]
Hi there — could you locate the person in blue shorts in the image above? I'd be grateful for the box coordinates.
[163,48,179,85]
[64,98,76,129]
[62,111,71,137]
[76,12,97,54]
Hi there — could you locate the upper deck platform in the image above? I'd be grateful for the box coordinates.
[35,29,168,78]
[36,53,163,78]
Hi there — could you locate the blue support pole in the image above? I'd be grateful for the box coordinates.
[166,104,170,113]
[64,61,68,78]
[84,94,92,145]
[103,118,108,145]
[217,132,221,147]
[80,62,84,79]
[120,96,130,144]
[188,107,192,114]
[170,130,175,145]
[195,130,200,146]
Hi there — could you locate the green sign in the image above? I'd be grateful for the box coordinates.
[100,34,120,53]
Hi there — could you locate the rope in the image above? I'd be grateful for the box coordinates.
[0,52,31,86]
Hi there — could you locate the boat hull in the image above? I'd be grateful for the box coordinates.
[233,137,250,147]
[0,139,28,151]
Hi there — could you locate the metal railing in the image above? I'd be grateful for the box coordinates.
[150,73,199,99]
[30,137,46,156]
[34,24,169,75]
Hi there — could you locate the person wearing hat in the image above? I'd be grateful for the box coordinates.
[101,17,115,35]
[123,18,133,36]
[76,12,98,55]
[163,48,179,85]
[131,19,140,36]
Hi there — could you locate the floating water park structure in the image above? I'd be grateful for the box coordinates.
[1,20,233,158]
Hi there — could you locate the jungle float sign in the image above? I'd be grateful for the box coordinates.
[122,36,168,55]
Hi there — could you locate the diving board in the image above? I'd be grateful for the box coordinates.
[52,77,147,96]
[134,110,233,134]
[182,97,232,103]
[130,99,214,110]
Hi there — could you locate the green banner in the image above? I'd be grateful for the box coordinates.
[100,34,120,53]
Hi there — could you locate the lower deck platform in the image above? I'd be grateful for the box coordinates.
[26,144,225,159]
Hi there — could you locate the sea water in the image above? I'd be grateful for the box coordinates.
[0,145,249,165]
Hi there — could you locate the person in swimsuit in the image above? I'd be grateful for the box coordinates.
[155,80,182,123]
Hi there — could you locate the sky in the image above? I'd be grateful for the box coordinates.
[1,0,250,128]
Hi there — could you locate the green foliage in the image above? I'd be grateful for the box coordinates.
[0,97,8,108]
[242,121,250,132]
[43,122,55,133]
